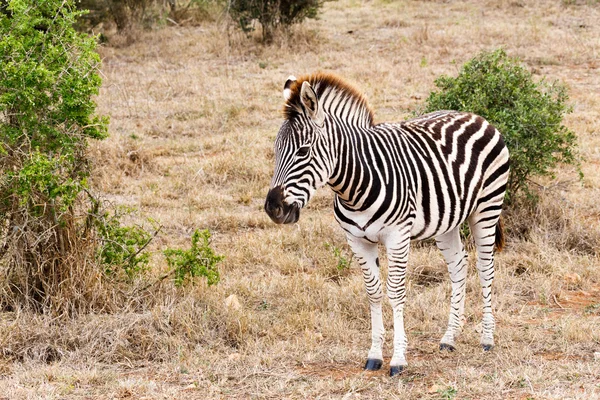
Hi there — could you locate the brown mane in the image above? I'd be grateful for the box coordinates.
[283,72,374,127]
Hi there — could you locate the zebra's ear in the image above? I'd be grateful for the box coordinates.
[283,75,296,100]
[300,81,325,127]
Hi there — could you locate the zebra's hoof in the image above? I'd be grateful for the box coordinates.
[389,365,405,377]
[439,343,456,352]
[482,344,493,352]
[364,358,383,371]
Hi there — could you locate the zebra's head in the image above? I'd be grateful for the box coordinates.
[264,75,332,224]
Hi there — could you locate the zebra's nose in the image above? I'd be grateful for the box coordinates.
[265,186,285,221]
[265,200,282,218]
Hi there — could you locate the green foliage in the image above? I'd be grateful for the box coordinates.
[229,0,323,41]
[422,49,579,202]
[164,229,223,287]
[584,303,600,315]
[96,208,155,278]
[1,0,108,217]
[325,242,350,271]
[437,386,457,400]
[14,150,82,212]
[0,1,107,145]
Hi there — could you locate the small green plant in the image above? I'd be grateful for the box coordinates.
[516,376,528,388]
[229,0,323,42]
[421,49,579,203]
[95,207,157,278]
[584,303,600,315]
[164,229,223,287]
[325,243,351,271]
[437,386,457,400]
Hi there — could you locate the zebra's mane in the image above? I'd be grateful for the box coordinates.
[283,72,374,127]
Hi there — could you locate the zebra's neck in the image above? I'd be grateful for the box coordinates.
[326,119,376,206]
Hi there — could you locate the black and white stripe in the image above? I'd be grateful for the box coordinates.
[265,73,509,376]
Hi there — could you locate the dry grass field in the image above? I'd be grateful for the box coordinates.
[1,0,600,398]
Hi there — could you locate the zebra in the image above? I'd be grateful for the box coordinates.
[264,72,509,376]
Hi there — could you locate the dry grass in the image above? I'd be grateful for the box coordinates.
[2,0,600,398]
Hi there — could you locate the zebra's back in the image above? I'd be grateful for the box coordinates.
[370,111,509,240]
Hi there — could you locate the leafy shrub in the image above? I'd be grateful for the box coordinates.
[421,49,579,203]
[95,207,157,278]
[164,229,223,287]
[0,0,110,312]
[229,0,323,41]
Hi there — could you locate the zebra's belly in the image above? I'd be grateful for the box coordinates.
[333,176,477,243]
[334,199,467,243]
[337,219,387,243]
[335,210,461,243]
[409,201,471,241]
[333,203,414,243]
[333,199,393,242]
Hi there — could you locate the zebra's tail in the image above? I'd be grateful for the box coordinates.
[495,217,505,252]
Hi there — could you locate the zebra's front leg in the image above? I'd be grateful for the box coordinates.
[436,227,468,351]
[346,234,384,371]
[385,232,411,376]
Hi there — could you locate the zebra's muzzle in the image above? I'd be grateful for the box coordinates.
[264,186,300,224]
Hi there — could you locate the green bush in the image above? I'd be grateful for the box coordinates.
[95,207,157,279]
[1,0,107,209]
[164,229,222,287]
[0,0,109,311]
[421,49,579,203]
[229,0,323,42]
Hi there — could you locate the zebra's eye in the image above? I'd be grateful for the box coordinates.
[297,146,310,157]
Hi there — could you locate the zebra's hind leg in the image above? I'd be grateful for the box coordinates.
[384,228,412,376]
[469,212,502,351]
[346,234,384,371]
[436,226,468,352]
